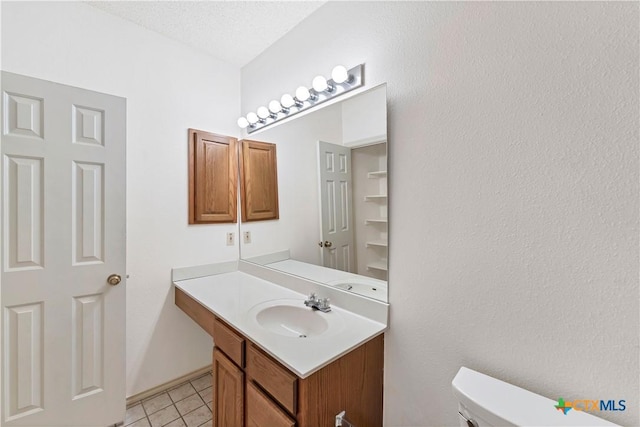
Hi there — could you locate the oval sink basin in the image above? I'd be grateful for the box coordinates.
[246,299,342,339]
[256,305,328,338]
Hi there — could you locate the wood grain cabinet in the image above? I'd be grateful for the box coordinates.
[175,289,384,427]
[239,139,279,222]
[246,381,295,427]
[213,348,244,427]
[188,129,238,224]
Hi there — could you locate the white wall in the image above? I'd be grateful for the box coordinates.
[1,2,240,397]
[242,2,639,425]
[342,85,387,146]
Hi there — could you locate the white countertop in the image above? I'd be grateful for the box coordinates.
[265,259,388,301]
[174,270,387,378]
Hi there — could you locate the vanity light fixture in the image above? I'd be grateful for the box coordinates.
[246,112,259,125]
[280,93,298,110]
[331,65,351,84]
[295,86,313,102]
[237,117,249,129]
[312,75,333,93]
[268,100,282,114]
[238,63,364,133]
[257,106,272,120]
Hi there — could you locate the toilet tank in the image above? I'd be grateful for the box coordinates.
[452,367,619,427]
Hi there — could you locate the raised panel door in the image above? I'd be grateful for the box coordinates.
[318,141,354,272]
[239,139,279,222]
[1,71,126,426]
[212,348,243,427]
[188,129,237,224]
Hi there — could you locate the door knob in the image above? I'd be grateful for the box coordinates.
[107,274,122,286]
[324,241,333,248]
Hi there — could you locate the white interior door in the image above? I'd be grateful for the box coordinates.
[1,72,126,426]
[317,141,354,272]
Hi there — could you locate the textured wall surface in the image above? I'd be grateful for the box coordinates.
[241,2,639,425]
[2,1,240,397]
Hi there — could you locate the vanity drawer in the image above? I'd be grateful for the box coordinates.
[246,380,295,427]
[246,344,297,415]
[213,317,245,367]
[175,288,214,337]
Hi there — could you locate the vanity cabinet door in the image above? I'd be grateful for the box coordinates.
[212,348,244,427]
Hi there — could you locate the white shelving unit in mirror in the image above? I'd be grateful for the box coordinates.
[353,142,388,281]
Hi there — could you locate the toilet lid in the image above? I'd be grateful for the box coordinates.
[452,367,620,426]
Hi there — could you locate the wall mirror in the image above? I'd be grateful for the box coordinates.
[239,84,388,302]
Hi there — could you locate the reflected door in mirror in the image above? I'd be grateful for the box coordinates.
[318,141,354,272]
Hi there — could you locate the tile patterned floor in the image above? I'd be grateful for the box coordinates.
[125,372,213,427]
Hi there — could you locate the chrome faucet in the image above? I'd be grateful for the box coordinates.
[304,293,331,312]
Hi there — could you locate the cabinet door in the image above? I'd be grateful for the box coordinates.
[246,381,296,427]
[212,348,244,427]
[239,139,279,221]
[188,129,238,223]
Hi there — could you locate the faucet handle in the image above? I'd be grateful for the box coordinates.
[320,297,331,310]
[308,292,318,302]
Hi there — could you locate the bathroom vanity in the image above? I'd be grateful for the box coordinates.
[174,82,390,427]
[173,264,387,427]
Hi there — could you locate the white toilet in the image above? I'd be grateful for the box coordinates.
[452,367,620,426]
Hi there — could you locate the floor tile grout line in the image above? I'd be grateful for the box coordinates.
[126,372,212,427]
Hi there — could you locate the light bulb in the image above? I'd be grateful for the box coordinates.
[281,94,295,108]
[246,112,259,124]
[257,106,270,119]
[237,117,249,129]
[268,100,282,114]
[312,75,328,92]
[295,86,310,102]
[331,65,349,84]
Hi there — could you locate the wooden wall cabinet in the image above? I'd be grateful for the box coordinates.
[239,139,279,222]
[189,129,238,224]
[175,289,383,427]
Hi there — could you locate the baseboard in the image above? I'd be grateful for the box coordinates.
[126,366,211,407]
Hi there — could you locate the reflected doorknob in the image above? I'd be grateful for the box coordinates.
[324,241,333,248]
[107,274,122,286]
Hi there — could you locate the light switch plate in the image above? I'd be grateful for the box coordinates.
[226,232,235,246]
[243,231,251,244]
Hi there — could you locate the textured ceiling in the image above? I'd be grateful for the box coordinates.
[87,1,326,67]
